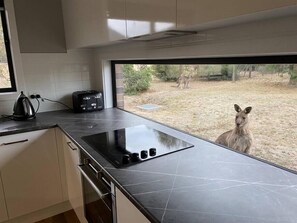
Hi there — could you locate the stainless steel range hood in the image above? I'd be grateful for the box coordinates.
[127,30,198,41]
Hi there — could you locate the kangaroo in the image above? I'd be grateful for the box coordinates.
[215,104,253,153]
[177,74,191,89]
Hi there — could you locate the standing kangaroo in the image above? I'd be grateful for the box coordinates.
[215,104,253,153]
[177,74,191,89]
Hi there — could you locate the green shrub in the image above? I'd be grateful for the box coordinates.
[123,64,152,95]
[289,65,297,85]
[154,65,181,81]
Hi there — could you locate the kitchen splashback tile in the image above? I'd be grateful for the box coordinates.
[0,50,95,115]
[82,81,91,90]
[54,71,82,82]
[81,71,90,81]
[55,81,83,91]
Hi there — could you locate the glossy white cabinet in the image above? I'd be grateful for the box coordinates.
[126,0,176,38]
[0,129,63,219]
[62,134,87,223]
[116,188,150,223]
[13,0,66,53]
[177,0,297,28]
[0,176,8,223]
[61,0,126,49]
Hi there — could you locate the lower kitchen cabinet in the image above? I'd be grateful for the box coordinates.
[0,176,8,223]
[62,133,87,223]
[0,129,63,219]
[116,187,150,223]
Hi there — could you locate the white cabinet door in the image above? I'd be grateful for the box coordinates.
[177,0,297,28]
[0,176,8,223]
[62,0,126,49]
[116,188,150,223]
[126,0,176,38]
[62,134,87,223]
[0,129,63,219]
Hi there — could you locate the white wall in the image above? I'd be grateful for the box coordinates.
[0,50,96,115]
[21,50,96,112]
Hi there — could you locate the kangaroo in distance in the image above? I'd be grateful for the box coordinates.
[177,74,191,89]
[215,104,253,154]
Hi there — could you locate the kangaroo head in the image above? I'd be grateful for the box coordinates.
[234,104,252,128]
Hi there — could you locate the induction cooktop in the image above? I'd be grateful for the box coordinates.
[82,125,194,168]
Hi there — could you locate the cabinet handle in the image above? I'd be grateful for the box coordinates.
[66,141,77,150]
[77,165,110,199]
[0,139,29,146]
[83,158,100,177]
[88,162,100,177]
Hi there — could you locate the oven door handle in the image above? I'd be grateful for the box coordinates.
[77,165,110,198]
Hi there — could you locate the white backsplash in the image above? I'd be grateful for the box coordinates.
[0,49,96,115]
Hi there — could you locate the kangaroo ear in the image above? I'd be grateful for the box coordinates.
[244,107,252,114]
[234,104,242,112]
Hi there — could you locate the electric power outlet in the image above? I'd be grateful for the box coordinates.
[28,92,41,99]
[28,92,36,99]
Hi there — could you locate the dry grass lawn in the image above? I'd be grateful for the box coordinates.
[124,73,297,172]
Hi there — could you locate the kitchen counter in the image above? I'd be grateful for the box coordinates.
[1,108,297,223]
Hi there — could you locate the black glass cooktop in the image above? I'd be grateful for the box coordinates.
[82,125,194,168]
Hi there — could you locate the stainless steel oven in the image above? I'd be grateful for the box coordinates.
[78,152,116,223]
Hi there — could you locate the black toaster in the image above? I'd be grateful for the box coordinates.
[72,90,104,113]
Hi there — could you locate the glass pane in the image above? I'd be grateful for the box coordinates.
[115,63,297,172]
[0,13,12,89]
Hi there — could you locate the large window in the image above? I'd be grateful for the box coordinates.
[112,56,297,173]
[0,0,16,93]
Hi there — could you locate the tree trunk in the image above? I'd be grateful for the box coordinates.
[248,65,252,78]
[232,65,237,82]
[243,65,248,76]
[289,64,297,85]
[195,65,200,77]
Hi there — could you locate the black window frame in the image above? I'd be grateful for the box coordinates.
[0,0,16,93]
[111,55,297,107]
[111,55,297,175]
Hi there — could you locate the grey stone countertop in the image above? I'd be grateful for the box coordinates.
[1,108,297,223]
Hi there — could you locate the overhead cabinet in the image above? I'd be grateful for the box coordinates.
[177,0,297,28]
[62,0,177,48]
[61,0,297,48]
[0,129,63,219]
[62,0,126,48]
[13,0,66,53]
[126,0,176,38]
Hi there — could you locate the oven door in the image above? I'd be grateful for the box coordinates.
[78,164,115,223]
